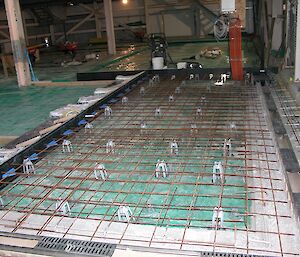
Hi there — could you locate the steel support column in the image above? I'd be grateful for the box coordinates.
[144,0,150,35]
[94,1,102,38]
[104,0,116,55]
[4,0,31,87]
[49,25,55,43]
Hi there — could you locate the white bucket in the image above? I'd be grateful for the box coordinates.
[152,57,164,70]
[177,62,187,69]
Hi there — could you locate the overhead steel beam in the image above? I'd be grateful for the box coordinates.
[144,0,150,35]
[0,30,9,39]
[0,0,97,8]
[55,12,94,43]
[193,0,218,21]
[93,1,102,38]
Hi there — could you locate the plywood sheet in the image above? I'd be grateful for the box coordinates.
[0,236,38,248]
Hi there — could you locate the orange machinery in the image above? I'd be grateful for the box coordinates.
[229,18,243,80]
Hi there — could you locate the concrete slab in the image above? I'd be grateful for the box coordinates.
[39,231,65,238]
[112,249,184,257]
[153,227,184,242]
[22,214,50,229]
[94,221,128,239]
[68,218,99,237]
[93,237,120,244]
[181,243,212,252]
[15,228,38,236]
[120,239,149,247]
[0,236,38,248]
[0,224,14,233]
[288,173,300,193]
[150,242,181,250]
[1,211,26,222]
[64,234,91,241]
[183,229,215,244]
[44,216,74,233]
[215,230,235,246]
[123,224,155,241]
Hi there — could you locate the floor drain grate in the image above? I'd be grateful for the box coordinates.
[201,252,274,257]
[36,236,116,256]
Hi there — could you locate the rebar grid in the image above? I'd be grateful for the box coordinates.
[0,76,298,256]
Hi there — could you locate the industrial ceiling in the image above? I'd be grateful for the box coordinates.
[0,0,100,8]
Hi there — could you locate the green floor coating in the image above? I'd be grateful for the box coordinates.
[0,83,99,136]
[103,41,260,71]
[4,159,248,228]
[1,77,253,230]
[0,40,260,138]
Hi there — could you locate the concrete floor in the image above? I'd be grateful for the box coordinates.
[0,40,260,140]
[0,75,299,256]
[1,40,299,257]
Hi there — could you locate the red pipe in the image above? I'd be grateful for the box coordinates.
[229,18,243,81]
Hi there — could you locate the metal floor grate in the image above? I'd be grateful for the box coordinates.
[201,252,274,257]
[36,236,116,256]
